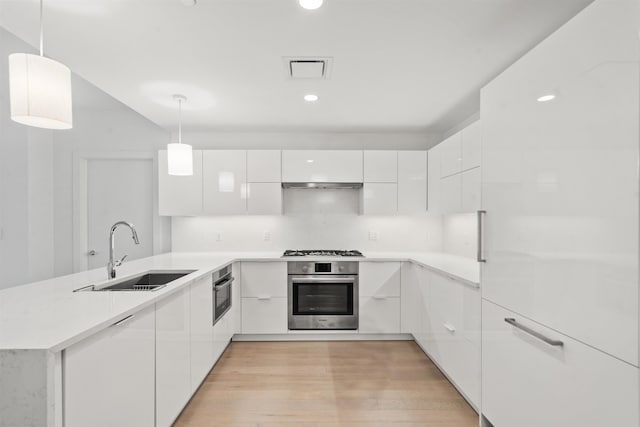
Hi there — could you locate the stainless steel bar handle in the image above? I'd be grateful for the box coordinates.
[292,277,356,284]
[477,210,487,263]
[215,277,235,289]
[504,318,564,347]
[111,314,135,327]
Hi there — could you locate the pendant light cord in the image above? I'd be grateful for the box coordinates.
[39,0,44,56]
[178,98,182,144]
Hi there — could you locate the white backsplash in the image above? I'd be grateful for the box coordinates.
[442,213,478,259]
[172,189,443,253]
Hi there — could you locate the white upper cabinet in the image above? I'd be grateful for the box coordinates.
[363,151,397,183]
[439,132,463,177]
[461,120,481,171]
[158,150,203,216]
[203,150,247,214]
[427,146,441,213]
[281,150,363,183]
[362,183,398,215]
[397,151,427,213]
[247,182,282,215]
[461,166,481,212]
[247,150,281,182]
[481,0,638,365]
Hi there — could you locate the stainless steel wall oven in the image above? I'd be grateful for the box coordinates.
[213,265,233,325]
[288,261,358,330]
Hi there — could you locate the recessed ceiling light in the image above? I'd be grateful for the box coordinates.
[537,94,556,102]
[307,159,314,163]
[304,94,319,102]
[299,0,323,10]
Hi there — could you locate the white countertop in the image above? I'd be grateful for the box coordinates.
[0,251,478,352]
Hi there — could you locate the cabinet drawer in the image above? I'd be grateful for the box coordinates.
[429,271,480,347]
[241,262,287,297]
[359,296,401,333]
[482,300,639,427]
[359,262,401,297]
[241,297,287,334]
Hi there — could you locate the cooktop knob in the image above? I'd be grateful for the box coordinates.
[339,265,345,272]
[302,265,309,272]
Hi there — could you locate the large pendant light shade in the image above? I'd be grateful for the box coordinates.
[167,142,193,176]
[167,94,193,176]
[9,53,73,130]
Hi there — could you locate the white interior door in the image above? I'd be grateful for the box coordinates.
[86,159,154,270]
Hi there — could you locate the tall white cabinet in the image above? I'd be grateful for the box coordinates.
[362,151,398,215]
[480,0,639,425]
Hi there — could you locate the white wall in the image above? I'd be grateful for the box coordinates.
[172,188,443,253]
[180,131,438,151]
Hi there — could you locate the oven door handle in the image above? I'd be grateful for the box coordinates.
[292,277,356,284]
[214,277,234,290]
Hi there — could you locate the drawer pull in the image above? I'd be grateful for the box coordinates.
[372,295,387,300]
[443,322,456,333]
[504,318,563,347]
[111,314,135,327]
[257,296,272,301]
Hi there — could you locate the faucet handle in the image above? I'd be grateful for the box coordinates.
[115,254,128,267]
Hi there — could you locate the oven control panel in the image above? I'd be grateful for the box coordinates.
[288,261,358,275]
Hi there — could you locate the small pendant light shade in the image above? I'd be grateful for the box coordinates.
[9,53,73,130]
[167,94,193,176]
[167,142,193,176]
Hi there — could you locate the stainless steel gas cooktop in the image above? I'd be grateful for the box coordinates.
[282,249,364,257]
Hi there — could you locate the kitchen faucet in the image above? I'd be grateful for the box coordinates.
[107,221,140,279]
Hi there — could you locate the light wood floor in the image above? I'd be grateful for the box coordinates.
[174,341,478,427]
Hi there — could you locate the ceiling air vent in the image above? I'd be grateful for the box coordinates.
[283,57,333,80]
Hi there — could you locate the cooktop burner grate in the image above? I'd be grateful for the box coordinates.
[282,249,364,257]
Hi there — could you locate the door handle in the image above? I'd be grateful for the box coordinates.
[443,322,456,333]
[477,210,487,263]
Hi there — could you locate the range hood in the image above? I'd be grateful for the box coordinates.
[281,182,363,189]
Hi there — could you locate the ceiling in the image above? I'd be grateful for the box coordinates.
[0,0,593,133]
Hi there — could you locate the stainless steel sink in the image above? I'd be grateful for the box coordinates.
[74,270,196,292]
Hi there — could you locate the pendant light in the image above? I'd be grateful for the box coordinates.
[8,0,73,130]
[167,95,193,176]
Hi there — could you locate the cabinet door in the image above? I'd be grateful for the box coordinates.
[461,167,481,212]
[281,150,363,183]
[247,183,282,214]
[363,150,397,183]
[359,296,401,333]
[203,150,247,214]
[241,297,288,333]
[158,150,203,216]
[247,150,281,182]
[190,276,214,392]
[362,183,397,215]
[461,121,481,171]
[64,306,155,427]
[439,132,462,177]
[482,300,639,427]
[427,146,441,213]
[156,288,191,427]
[481,0,638,365]
[397,151,427,213]
[400,262,421,335]
[359,262,401,297]
[241,262,287,298]
[440,173,462,214]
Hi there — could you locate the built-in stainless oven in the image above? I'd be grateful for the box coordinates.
[213,265,234,325]
[288,261,358,330]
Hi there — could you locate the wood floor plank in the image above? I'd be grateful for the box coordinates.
[174,341,478,427]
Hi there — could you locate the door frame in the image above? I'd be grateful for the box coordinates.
[72,151,163,273]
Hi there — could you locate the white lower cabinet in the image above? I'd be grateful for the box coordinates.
[241,297,288,334]
[359,296,401,333]
[190,275,214,392]
[64,306,155,427]
[156,288,191,427]
[400,262,421,335]
[482,299,639,427]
